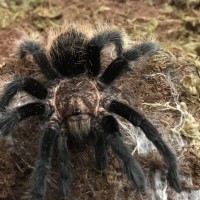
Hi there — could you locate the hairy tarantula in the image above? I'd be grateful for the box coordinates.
[0,24,182,199]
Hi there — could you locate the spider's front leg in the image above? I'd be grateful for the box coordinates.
[30,121,58,200]
[107,100,182,193]
[93,128,108,171]
[57,133,71,197]
[31,122,72,200]
[96,115,146,192]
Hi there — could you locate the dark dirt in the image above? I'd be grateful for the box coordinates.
[0,0,200,200]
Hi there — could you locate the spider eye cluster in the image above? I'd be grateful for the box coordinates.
[73,108,82,115]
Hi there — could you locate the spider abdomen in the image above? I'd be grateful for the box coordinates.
[50,29,89,76]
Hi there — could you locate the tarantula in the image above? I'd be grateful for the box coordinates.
[0,24,182,199]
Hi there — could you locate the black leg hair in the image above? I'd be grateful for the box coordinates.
[101,115,146,192]
[0,102,51,136]
[108,100,182,192]
[100,56,129,84]
[57,134,71,197]
[0,77,47,111]
[100,42,159,85]
[49,29,89,77]
[30,122,58,200]
[17,40,60,80]
[123,42,159,61]
[94,132,108,171]
[87,31,123,77]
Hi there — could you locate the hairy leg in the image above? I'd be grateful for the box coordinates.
[101,115,146,192]
[100,42,159,84]
[99,56,129,84]
[30,122,58,200]
[0,77,47,111]
[17,40,60,80]
[0,102,52,136]
[94,131,108,171]
[87,31,123,77]
[57,134,71,197]
[107,100,182,192]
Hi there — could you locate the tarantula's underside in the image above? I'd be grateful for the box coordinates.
[0,23,182,199]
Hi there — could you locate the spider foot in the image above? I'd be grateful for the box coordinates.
[167,168,182,193]
[59,179,71,198]
[124,159,146,192]
[96,154,107,171]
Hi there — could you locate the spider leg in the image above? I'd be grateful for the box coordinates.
[107,100,182,192]
[0,102,51,136]
[101,115,146,192]
[0,77,47,111]
[99,56,129,85]
[100,42,159,84]
[87,31,123,77]
[94,130,108,170]
[17,40,60,80]
[58,134,71,197]
[30,122,58,200]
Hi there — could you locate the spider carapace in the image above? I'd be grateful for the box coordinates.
[50,77,101,137]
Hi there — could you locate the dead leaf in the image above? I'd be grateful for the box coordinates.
[33,7,62,19]
[0,62,5,68]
